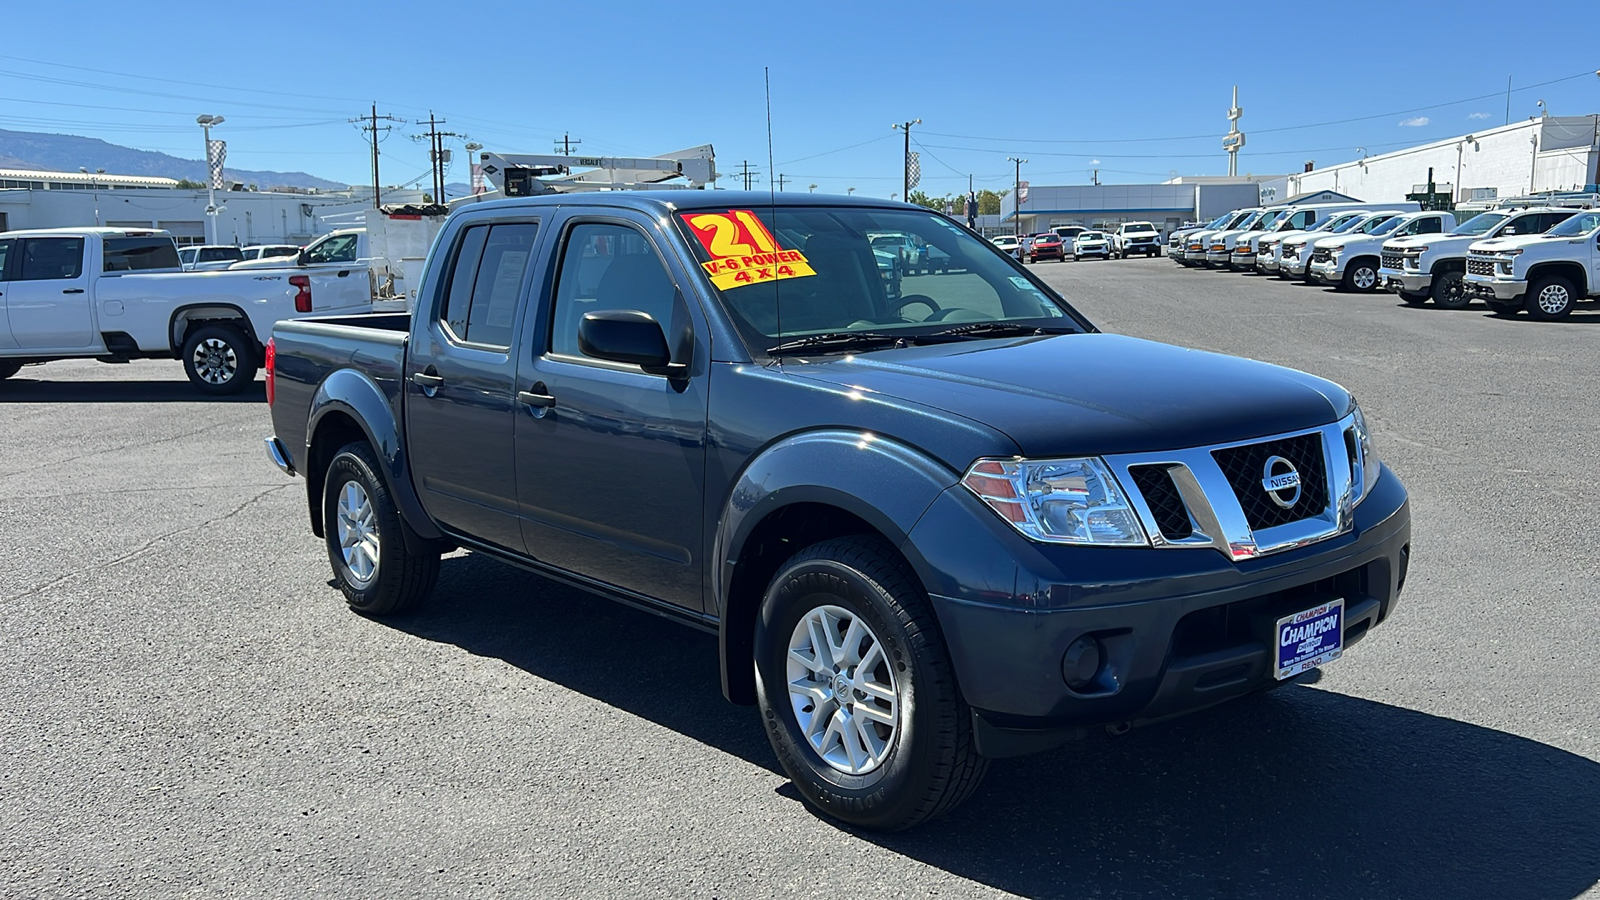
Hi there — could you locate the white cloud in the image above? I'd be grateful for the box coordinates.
[1469,112,1492,120]
[1398,116,1430,127]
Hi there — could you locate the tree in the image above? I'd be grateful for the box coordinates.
[174,178,205,189]
[905,190,942,211]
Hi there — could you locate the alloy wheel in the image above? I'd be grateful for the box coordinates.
[191,338,237,385]
[336,480,380,586]
[1537,284,1571,315]
[785,604,899,775]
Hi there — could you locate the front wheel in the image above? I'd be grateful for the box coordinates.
[1526,276,1576,320]
[322,442,441,616]
[1343,261,1380,293]
[1430,271,1471,310]
[755,536,988,831]
[181,323,258,395]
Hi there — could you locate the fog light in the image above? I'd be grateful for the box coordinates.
[1061,635,1103,691]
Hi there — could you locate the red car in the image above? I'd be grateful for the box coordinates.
[1028,232,1066,262]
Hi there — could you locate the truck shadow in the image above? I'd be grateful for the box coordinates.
[0,376,264,403]
[393,554,1600,900]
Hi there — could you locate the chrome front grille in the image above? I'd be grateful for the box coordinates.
[1282,245,1301,260]
[1467,257,1495,276]
[1381,252,1407,271]
[1310,248,1332,264]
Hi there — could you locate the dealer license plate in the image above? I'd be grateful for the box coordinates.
[1274,598,1344,680]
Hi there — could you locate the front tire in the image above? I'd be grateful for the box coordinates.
[755,536,988,831]
[1343,260,1380,293]
[181,323,258,395]
[322,442,441,616]
[1430,271,1471,310]
[1526,276,1576,320]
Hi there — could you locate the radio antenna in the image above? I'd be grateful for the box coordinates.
[766,65,782,361]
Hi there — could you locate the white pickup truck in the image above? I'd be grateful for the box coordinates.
[1308,211,1454,292]
[1464,209,1600,319]
[0,227,375,393]
[1381,208,1578,309]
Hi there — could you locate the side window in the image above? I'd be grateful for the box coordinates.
[1293,211,1314,229]
[0,239,12,279]
[550,223,677,359]
[104,237,181,272]
[307,234,358,264]
[1539,213,1572,232]
[1415,217,1443,235]
[18,238,84,280]
[437,222,537,349]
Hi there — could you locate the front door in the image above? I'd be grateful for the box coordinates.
[515,215,709,611]
[403,219,541,552]
[8,237,94,351]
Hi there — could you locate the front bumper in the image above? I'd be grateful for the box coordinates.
[1465,275,1527,301]
[1204,250,1231,264]
[1077,246,1109,256]
[1383,271,1432,294]
[907,466,1410,756]
[1309,259,1342,281]
[1230,249,1256,267]
[1032,248,1065,260]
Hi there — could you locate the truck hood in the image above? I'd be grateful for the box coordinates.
[1470,233,1581,254]
[1385,233,1463,251]
[1315,233,1385,251]
[788,333,1351,458]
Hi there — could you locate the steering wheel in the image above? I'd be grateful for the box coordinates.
[889,294,940,318]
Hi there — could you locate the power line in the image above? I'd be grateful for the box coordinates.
[350,104,404,209]
[733,160,761,190]
[554,132,581,155]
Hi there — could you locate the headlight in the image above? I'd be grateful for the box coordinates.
[962,457,1148,546]
[1499,249,1523,257]
[1349,404,1381,504]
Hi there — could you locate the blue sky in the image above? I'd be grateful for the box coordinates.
[3,0,1598,197]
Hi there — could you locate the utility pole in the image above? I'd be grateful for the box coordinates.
[892,119,921,200]
[735,160,759,191]
[351,103,404,209]
[554,133,581,155]
[1092,169,1100,186]
[415,112,463,204]
[1008,156,1027,238]
[776,173,789,191]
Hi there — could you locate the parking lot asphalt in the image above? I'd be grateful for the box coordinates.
[2,258,1597,899]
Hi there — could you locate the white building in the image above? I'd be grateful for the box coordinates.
[0,170,427,245]
[1286,116,1600,205]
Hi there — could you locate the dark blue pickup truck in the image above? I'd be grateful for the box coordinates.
[264,192,1410,831]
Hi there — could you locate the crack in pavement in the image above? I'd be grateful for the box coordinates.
[0,482,289,503]
[2,483,293,603]
[0,418,245,481]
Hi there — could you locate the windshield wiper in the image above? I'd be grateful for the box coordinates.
[767,332,907,355]
[917,321,1078,342]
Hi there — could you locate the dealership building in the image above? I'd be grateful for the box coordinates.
[999,180,1269,236]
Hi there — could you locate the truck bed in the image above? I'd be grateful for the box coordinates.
[269,313,412,477]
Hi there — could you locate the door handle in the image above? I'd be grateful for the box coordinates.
[337,270,350,277]
[411,371,444,388]
[62,288,84,294]
[518,388,556,409]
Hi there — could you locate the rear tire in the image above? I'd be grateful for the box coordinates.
[181,323,258,395]
[1525,276,1576,320]
[755,535,988,831]
[322,441,440,616]
[1430,271,1471,310]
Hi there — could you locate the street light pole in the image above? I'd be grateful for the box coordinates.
[196,114,225,245]
[892,119,921,200]
[1008,156,1027,238]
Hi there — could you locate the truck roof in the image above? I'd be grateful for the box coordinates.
[0,226,170,238]
[455,191,915,218]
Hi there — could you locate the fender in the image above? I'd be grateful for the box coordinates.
[306,367,441,541]
[167,302,254,355]
[1525,260,1589,295]
[712,429,959,702]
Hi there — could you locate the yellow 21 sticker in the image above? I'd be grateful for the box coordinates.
[680,210,817,290]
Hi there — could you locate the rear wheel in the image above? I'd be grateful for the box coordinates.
[181,323,258,395]
[322,442,441,616]
[1526,276,1576,320]
[1430,271,1471,310]
[755,536,988,831]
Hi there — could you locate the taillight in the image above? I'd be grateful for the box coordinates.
[290,275,312,313]
[264,338,276,406]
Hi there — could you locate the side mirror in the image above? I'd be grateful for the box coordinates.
[297,248,309,267]
[578,309,685,377]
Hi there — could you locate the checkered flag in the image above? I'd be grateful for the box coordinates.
[207,139,227,191]
[906,152,920,191]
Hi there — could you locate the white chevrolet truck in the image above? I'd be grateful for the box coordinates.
[1180,208,1258,267]
[1464,209,1600,319]
[1308,211,1453,292]
[0,227,375,393]
[1381,208,1578,309]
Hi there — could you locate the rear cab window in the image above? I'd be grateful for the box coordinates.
[104,237,181,272]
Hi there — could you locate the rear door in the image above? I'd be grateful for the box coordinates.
[513,211,710,611]
[0,238,15,349]
[403,217,541,551]
[7,236,94,351]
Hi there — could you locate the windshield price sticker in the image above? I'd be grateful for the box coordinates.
[680,210,817,290]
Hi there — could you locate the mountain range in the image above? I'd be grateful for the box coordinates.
[0,129,347,191]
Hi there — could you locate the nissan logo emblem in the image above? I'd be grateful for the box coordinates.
[1261,456,1303,509]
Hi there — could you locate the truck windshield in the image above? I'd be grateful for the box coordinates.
[1252,211,1284,230]
[1329,215,1367,233]
[1450,213,1508,236]
[1359,216,1401,235]
[1542,211,1600,237]
[676,206,1083,353]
